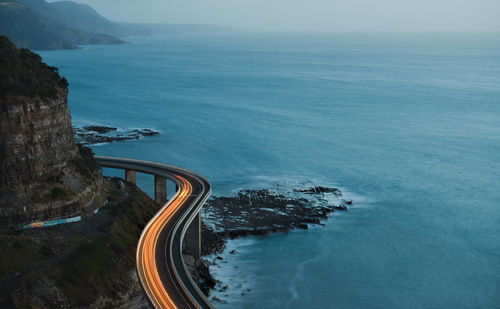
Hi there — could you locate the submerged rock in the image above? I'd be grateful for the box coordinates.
[294,186,343,196]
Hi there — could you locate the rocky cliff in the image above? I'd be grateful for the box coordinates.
[0,36,102,226]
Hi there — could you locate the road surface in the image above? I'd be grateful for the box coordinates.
[96,156,214,309]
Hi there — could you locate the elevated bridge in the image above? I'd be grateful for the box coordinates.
[96,156,213,309]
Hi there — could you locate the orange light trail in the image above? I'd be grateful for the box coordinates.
[137,175,193,309]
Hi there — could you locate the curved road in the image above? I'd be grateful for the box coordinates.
[96,156,214,309]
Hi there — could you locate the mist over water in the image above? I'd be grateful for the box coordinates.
[49,0,500,32]
[39,32,500,308]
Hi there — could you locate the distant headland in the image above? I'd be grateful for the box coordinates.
[0,0,238,50]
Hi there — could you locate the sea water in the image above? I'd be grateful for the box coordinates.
[38,32,500,308]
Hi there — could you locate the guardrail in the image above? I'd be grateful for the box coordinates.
[95,156,213,309]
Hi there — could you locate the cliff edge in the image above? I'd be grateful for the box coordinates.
[0,36,102,226]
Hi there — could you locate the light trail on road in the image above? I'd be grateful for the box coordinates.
[96,157,213,309]
[137,176,192,308]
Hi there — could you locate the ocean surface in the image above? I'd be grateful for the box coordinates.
[39,32,500,308]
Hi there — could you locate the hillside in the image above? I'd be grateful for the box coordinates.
[0,37,153,308]
[0,0,124,50]
[0,1,73,49]
[0,36,103,226]
[50,1,145,37]
[0,178,157,308]
[0,36,68,99]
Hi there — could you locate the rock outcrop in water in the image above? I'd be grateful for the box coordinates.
[193,185,353,298]
[73,125,160,145]
[0,36,102,226]
[203,186,351,239]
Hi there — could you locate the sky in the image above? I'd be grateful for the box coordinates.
[50,0,500,32]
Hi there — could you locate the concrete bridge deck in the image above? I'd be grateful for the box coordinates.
[96,156,213,309]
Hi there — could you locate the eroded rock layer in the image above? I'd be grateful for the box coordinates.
[0,36,102,226]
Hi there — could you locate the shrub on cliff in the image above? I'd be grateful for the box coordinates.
[0,36,68,102]
[71,144,101,181]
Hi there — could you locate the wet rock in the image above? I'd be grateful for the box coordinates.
[294,186,342,196]
[184,256,216,296]
[295,223,308,230]
[303,218,321,224]
[203,186,351,237]
[196,185,354,298]
[118,180,126,191]
[139,129,160,136]
[83,126,117,134]
[74,126,160,146]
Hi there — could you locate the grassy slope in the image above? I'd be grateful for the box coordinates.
[0,178,159,308]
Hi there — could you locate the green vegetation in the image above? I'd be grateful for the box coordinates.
[45,172,64,184]
[0,235,46,281]
[48,181,158,306]
[0,178,160,308]
[0,0,124,50]
[71,144,101,180]
[51,0,132,37]
[49,187,69,200]
[52,236,116,304]
[0,36,68,101]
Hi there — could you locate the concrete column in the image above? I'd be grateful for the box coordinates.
[184,210,201,260]
[125,169,136,184]
[154,176,167,205]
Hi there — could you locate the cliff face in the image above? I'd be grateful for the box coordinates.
[0,36,102,225]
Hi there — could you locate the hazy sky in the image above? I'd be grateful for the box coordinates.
[53,0,500,32]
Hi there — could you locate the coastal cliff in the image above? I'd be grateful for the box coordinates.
[0,36,102,226]
[0,37,154,308]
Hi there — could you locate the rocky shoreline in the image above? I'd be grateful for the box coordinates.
[192,185,353,300]
[73,126,160,146]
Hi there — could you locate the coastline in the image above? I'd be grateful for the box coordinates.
[36,32,500,308]
[194,185,354,303]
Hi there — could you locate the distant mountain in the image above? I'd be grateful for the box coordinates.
[50,1,147,37]
[0,0,125,50]
[122,22,241,35]
[0,2,70,49]
[1,0,241,50]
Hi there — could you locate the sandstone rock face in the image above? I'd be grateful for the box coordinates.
[0,36,102,226]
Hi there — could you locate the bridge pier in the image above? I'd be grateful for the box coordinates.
[154,176,167,205]
[96,157,212,307]
[184,211,201,260]
[125,169,136,184]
